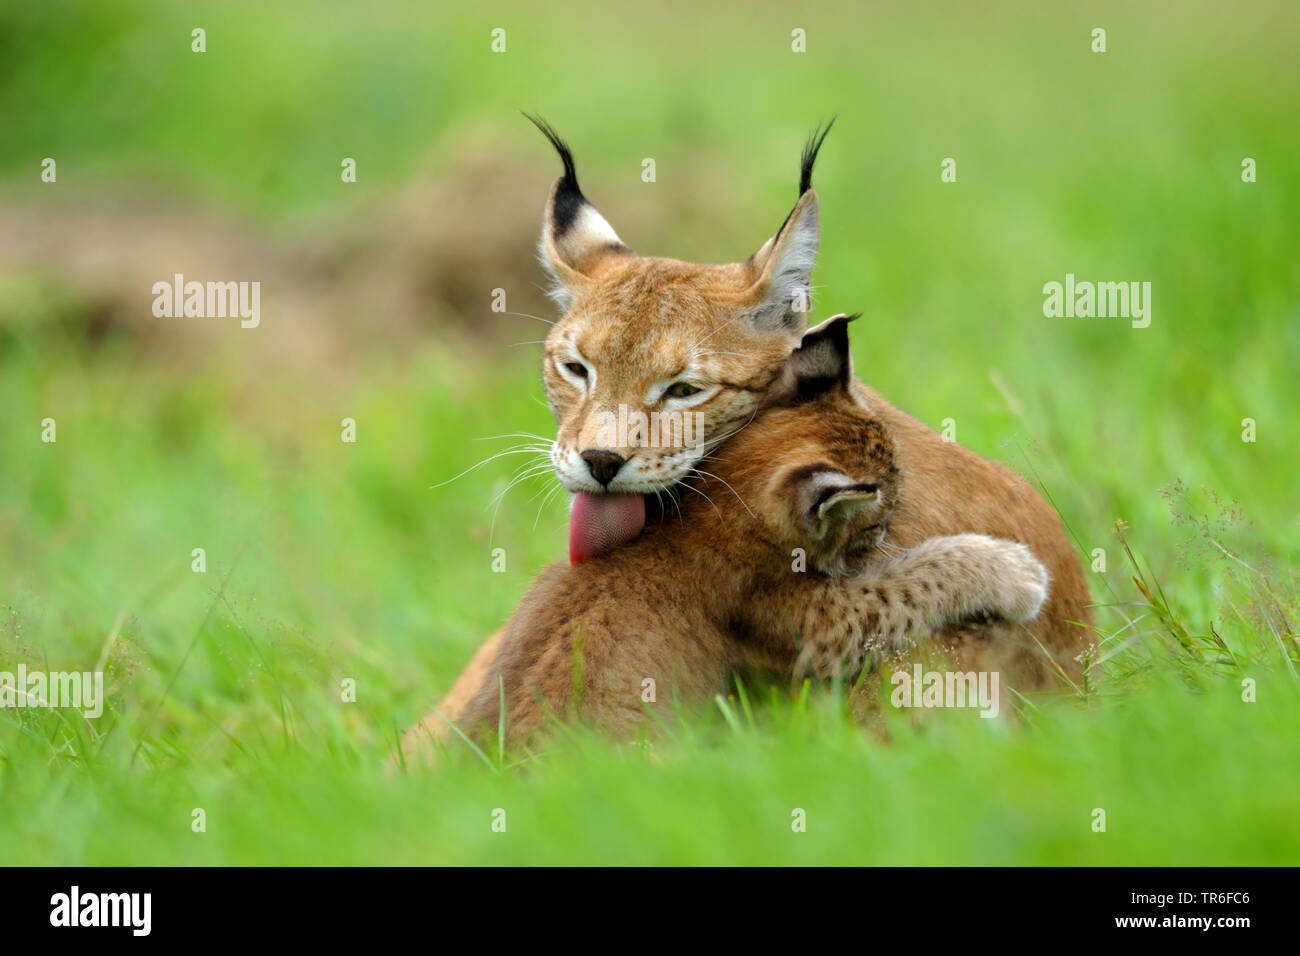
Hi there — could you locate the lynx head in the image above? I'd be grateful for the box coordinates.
[528,115,833,500]
[720,313,901,575]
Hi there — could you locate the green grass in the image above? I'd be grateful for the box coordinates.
[0,0,1297,865]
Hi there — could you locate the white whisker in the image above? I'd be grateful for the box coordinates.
[688,466,756,520]
[504,310,557,327]
[432,444,551,489]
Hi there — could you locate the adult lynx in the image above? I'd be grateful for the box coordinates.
[401,317,1049,757]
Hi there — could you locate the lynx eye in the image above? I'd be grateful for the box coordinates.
[664,381,702,399]
[564,362,589,379]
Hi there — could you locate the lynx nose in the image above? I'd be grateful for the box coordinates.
[580,449,626,487]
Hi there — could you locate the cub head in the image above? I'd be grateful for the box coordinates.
[528,115,833,495]
[724,313,901,575]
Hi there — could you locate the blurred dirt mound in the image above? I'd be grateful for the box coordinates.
[0,140,555,367]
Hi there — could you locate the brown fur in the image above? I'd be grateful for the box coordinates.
[400,358,1051,761]
[539,276,1092,680]
[533,161,1093,685]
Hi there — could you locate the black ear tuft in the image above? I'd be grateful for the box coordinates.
[799,118,836,196]
[523,112,585,234]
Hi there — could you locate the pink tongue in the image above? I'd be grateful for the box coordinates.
[569,492,646,564]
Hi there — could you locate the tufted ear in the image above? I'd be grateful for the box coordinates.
[767,311,858,405]
[526,114,634,311]
[744,120,834,332]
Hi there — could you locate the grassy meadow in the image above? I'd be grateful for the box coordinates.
[0,0,1297,864]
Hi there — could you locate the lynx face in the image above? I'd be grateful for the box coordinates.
[529,117,832,497]
[542,257,798,494]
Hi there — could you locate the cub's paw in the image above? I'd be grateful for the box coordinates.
[793,632,880,684]
[793,639,853,683]
[983,539,1050,622]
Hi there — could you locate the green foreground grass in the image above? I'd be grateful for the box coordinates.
[1,0,1297,864]
[0,339,1294,865]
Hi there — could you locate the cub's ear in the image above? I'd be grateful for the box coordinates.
[744,120,834,332]
[791,468,884,537]
[767,312,858,406]
[525,114,634,311]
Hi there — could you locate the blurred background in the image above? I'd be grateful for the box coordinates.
[0,0,1296,864]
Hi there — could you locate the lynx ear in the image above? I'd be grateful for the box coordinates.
[792,468,885,538]
[526,114,633,311]
[745,120,834,332]
[768,312,858,405]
